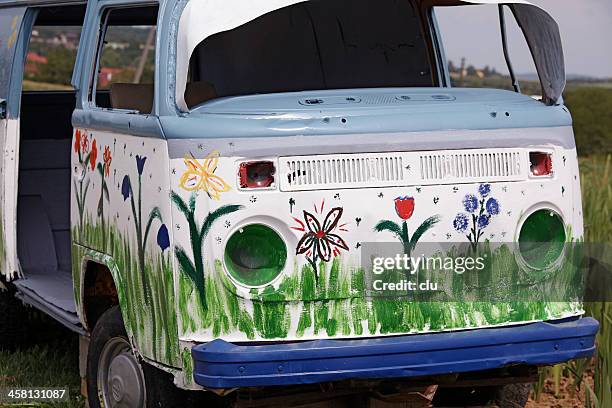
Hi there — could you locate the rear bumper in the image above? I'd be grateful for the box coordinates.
[192,317,599,389]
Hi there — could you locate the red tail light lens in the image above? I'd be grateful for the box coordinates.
[239,161,276,189]
[529,152,553,177]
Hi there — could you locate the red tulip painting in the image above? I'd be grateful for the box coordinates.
[103,146,112,177]
[73,129,94,236]
[74,129,82,154]
[375,196,440,256]
[394,196,415,220]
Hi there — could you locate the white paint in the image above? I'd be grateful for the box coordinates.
[171,142,584,344]
[2,118,21,280]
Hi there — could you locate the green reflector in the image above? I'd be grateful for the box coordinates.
[518,209,566,269]
[224,224,287,286]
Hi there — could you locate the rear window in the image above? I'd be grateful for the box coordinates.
[187,0,433,102]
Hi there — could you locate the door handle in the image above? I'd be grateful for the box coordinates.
[0,99,6,120]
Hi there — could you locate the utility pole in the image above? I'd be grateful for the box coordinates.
[133,27,156,84]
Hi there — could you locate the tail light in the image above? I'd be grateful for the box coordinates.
[239,161,276,189]
[529,152,553,177]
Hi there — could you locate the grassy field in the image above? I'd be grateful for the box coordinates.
[0,316,84,407]
[22,80,73,92]
[580,155,612,408]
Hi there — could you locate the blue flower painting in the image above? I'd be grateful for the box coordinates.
[453,213,469,233]
[463,194,479,213]
[486,197,500,216]
[136,155,147,176]
[122,155,162,304]
[453,184,501,250]
[478,183,491,198]
[121,175,131,201]
[157,224,170,251]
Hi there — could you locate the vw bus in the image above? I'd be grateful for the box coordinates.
[0,0,599,406]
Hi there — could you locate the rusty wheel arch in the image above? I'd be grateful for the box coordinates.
[82,261,119,331]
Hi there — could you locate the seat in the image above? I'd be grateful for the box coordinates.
[109,81,216,112]
[14,195,76,315]
[109,83,154,113]
[17,195,58,274]
[185,81,217,108]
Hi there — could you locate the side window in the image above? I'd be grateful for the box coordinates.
[434,5,539,96]
[0,7,26,101]
[24,26,81,91]
[91,5,158,113]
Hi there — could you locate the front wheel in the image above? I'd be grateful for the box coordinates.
[86,306,180,408]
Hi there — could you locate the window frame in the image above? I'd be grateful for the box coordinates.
[88,2,158,114]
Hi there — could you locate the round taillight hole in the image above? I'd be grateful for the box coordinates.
[224,224,287,287]
[518,209,566,270]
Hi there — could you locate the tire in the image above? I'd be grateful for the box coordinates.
[433,383,531,407]
[0,286,29,350]
[493,383,531,408]
[86,306,183,408]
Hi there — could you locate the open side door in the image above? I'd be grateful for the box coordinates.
[0,7,34,280]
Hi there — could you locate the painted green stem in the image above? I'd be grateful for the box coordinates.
[74,148,91,238]
[171,192,241,311]
[96,162,110,251]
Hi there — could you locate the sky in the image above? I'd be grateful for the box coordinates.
[435,0,612,78]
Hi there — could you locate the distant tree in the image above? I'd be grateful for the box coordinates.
[448,60,457,73]
[34,47,77,85]
[466,65,477,76]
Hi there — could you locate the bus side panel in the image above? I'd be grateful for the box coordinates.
[0,7,27,280]
[70,128,180,368]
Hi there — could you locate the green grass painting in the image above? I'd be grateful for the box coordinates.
[72,217,180,368]
[175,246,582,341]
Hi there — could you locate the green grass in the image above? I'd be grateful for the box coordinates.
[0,322,84,408]
[566,88,612,157]
[21,80,73,92]
[580,155,612,408]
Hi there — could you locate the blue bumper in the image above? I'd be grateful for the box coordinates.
[192,317,599,389]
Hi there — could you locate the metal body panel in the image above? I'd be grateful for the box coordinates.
[160,88,573,143]
[192,317,599,388]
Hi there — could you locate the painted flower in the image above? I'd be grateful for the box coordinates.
[81,134,89,154]
[90,139,98,171]
[453,213,469,233]
[477,214,490,229]
[394,196,415,220]
[463,194,479,213]
[136,155,147,176]
[103,146,112,176]
[296,208,349,262]
[74,129,82,154]
[157,224,170,251]
[178,151,231,200]
[486,197,500,216]
[478,184,491,198]
[121,175,131,201]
